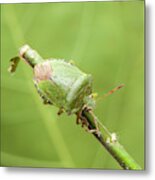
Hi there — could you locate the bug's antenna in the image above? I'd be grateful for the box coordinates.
[97,84,125,101]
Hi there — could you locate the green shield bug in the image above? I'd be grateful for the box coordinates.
[9,45,124,133]
[8,47,142,170]
[9,45,97,130]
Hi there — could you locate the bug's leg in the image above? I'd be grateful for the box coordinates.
[76,115,80,124]
[83,106,100,135]
[43,98,53,105]
[79,113,89,128]
[81,116,100,135]
[82,105,92,112]
[33,79,53,105]
[84,128,100,134]
[76,110,86,125]
[76,109,100,135]
[37,89,53,105]
[88,110,99,132]
[76,111,83,124]
[57,107,65,116]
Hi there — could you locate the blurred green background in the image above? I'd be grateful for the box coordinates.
[1,1,144,169]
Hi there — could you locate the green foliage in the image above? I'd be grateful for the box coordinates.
[1,1,144,169]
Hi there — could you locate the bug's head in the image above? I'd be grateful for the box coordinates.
[8,44,44,74]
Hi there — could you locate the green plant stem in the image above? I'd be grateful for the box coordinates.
[82,109,142,170]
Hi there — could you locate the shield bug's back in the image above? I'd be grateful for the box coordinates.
[9,45,95,115]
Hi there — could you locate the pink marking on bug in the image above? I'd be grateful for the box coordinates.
[34,61,52,82]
